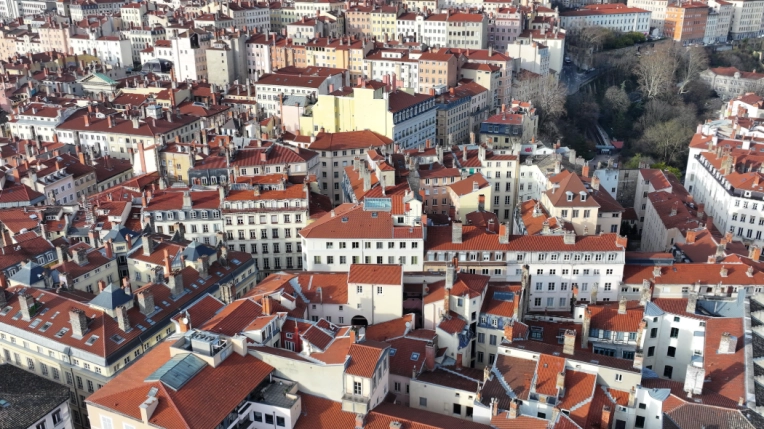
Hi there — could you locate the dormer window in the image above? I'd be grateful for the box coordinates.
[566,191,573,202]
[580,192,587,201]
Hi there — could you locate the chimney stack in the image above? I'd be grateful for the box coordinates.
[69,308,89,338]
[137,291,155,315]
[116,305,131,332]
[18,293,36,321]
[452,221,462,243]
[562,329,575,355]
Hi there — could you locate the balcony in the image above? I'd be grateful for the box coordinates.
[341,393,370,414]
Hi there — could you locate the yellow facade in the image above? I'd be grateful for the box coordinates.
[300,86,393,137]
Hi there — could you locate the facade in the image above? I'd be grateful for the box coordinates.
[663,3,708,44]
[435,82,489,146]
[728,0,764,39]
[700,66,764,100]
[560,4,652,35]
[627,0,669,36]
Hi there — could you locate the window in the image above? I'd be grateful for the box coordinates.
[670,327,679,338]
[667,346,676,357]
[52,409,62,424]
[635,416,645,428]
[453,403,462,415]
[36,423,46,429]
[650,328,658,338]
[663,365,673,379]
[276,417,285,427]
[420,397,427,407]
[615,373,623,382]
[353,381,362,395]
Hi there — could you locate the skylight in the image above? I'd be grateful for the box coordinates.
[389,348,397,356]
[411,352,420,361]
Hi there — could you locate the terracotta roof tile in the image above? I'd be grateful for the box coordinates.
[86,340,273,429]
[299,203,423,240]
[588,301,644,332]
[365,314,415,342]
[346,340,389,377]
[490,415,549,429]
[534,354,565,396]
[348,264,402,285]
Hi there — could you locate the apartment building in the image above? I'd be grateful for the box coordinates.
[560,4,652,35]
[633,168,674,233]
[300,130,392,202]
[425,224,627,310]
[728,0,764,39]
[488,7,523,51]
[478,107,538,150]
[125,26,167,66]
[230,141,321,181]
[304,37,373,82]
[300,200,425,271]
[68,34,132,68]
[85,328,274,429]
[363,48,420,91]
[456,48,513,107]
[56,106,203,162]
[627,0,669,36]
[435,82,489,146]
[700,66,764,100]
[222,178,325,277]
[664,2,708,44]
[142,188,224,245]
[254,70,344,118]
[140,28,212,82]
[0,272,226,428]
[418,49,458,95]
[7,101,78,142]
[705,0,734,44]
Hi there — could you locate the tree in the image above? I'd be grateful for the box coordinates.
[604,85,630,113]
[677,47,709,95]
[640,118,694,165]
[635,44,678,99]
[623,153,644,169]
[533,75,568,129]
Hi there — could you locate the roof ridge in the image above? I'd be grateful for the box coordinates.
[490,364,516,399]
[436,364,481,384]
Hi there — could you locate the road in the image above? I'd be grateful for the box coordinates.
[560,63,603,95]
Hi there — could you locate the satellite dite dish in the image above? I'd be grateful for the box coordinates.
[182,317,189,325]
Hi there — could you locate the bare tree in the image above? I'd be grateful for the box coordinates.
[533,74,568,129]
[641,118,693,165]
[677,47,708,94]
[604,85,630,113]
[635,44,678,99]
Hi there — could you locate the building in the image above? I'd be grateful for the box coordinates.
[478,104,539,150]
[254,69,344,118]
[700,66,764,100]
[627,0,669,36]
[727,0,764,39]
[705,0,734,44]
[435,82,489,146]
[299,130,392,202]
[85,328,275,429]
[222,177,330,277]
[301,83,436,150]
[560,4,652,35]
[488,7,523,51]
[0,364,72,429]
[300,200,425,271]
[663,3,708,44]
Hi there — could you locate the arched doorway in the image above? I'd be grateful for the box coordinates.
[351,315,368,327]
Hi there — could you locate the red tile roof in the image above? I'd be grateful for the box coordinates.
[491,415,549,429]
[86,340,273,429]
[348,264,402,285]
[365,313,415,342]
[703,317,746,406]
[299,203,423,240]
[535,354,565,396]
[346,340,389,377]
[306,130,392,151]
[588,301,644,332]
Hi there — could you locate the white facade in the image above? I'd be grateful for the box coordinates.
[302,235,425,271]
[69,34,132,68]
[627,0,668,36]
[560,8,652,35]
[728,0,764,39]
[27,402,73,429]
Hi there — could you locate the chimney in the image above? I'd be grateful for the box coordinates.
[499,222,510,244]
[137,291,155,315]
[581,309,591,349]
[618,295,627,314]
[504,320,514,343]
[556,371,565,393]
[19,293,36,321]
[98,280,106,292]
[177,311,191,333]
[105,239,113,259]
[581,164,589,178]
[750,245,761,261]
[142,236,154,256]
[478,194,485,211]
[591,175,600,190]
[425,342,436,371]
[116,306,131,332]
[452,221,462,243]
[355,414,364,429]
[455,352,463,368]
[601,405,612,429]
[508,399,519,418]
[69,308,89,338]
[562,329,575,355]
[262,296,273,316]
[697,203,705,218]
[168,269,184,298]
[686,228,698,244]
[163,248,172,278]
